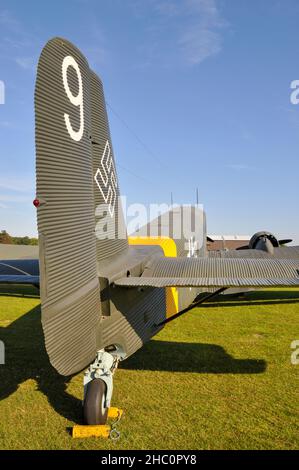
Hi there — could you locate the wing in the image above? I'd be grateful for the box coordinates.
[114,257,299,288]
[0,274,40,285]
[208,245,299,260]
[0,259,40,286]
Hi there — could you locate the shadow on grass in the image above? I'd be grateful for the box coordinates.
[204,290,299,308]
[121,339,266,373]
[0,287,272,423]
[0,304,82,424]
[0,284,39,299]
[0,293,39,299]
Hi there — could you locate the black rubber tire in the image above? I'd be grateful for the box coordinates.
[83,379,108,425]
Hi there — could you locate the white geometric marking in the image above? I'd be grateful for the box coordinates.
[94,140,118,217]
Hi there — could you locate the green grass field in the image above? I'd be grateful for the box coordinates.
[0,284,298,450]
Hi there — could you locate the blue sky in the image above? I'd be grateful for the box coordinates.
[0,0,299,242]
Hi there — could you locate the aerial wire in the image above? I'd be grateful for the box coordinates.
[106,100,168,171]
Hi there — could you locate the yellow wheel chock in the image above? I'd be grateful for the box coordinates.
[72,407,123,439]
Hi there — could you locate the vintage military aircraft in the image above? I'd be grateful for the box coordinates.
[0,38,299,425]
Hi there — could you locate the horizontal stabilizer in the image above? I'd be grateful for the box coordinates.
[114,257,299,288]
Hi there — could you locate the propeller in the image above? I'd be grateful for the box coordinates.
[236,232,293,251]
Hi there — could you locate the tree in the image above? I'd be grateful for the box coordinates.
[0,230,13,244]
[0,231,38,245]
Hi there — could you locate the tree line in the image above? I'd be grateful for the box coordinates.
[0,230,38,245]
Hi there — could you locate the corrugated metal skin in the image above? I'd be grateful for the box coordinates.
[115,277,299,288]
[114,257,299,288]
[101,287,166,357]
[209,246,299,259]
[35,38,101,375]
[90,72,128,263]
[35,37,299,377]
[133,206,206,257]
[132,206,206,309]
[35,37,163,375]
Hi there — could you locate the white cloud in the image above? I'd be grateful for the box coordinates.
[241,129,253,141]
[0,176,34,193]
[83,45,106,68]
[0,121,13,128]
[179,0,228,65]
[154,0,179,16]
[0,194,32,203]
[134,0,228,66]
[15,56,36,71]
[0,10,20,31]
[0,9,37,69]
[226,164,255,171]
[179,26,222,64]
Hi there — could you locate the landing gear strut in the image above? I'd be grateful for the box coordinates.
[83,348,123,425]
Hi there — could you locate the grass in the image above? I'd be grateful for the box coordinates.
[0,284,298,450]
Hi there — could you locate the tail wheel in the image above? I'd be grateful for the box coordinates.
[83,378,108,425]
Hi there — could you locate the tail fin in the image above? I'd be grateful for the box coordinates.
[90,71,128,262]
[35,37,127,375]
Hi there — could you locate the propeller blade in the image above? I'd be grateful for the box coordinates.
[278,239,293,245]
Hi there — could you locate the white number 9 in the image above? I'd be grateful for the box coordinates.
[62,55,84,142]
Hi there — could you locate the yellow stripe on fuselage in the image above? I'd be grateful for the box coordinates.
[128,236,179,317]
